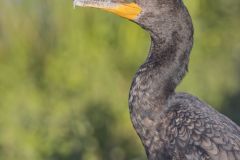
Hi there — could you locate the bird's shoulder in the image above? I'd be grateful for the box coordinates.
[161,92,240,160]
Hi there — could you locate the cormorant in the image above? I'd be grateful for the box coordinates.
[74,0,240,159]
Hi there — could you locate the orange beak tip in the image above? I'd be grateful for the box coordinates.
[73,0,142,20]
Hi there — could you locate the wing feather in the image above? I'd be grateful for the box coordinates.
[165,93,240,160]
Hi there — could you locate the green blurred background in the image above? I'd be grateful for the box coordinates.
[0,0,239,159]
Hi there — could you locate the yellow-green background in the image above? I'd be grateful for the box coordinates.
[0,0,239,159]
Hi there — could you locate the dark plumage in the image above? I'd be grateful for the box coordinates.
[75,0,240,159]
[128,0,240,159]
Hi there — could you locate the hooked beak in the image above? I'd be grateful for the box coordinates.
[73,0,142,20]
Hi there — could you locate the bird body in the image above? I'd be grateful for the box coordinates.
[130,91,240,159]
[74,0,240,159]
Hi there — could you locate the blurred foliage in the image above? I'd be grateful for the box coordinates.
[0,0,239,159]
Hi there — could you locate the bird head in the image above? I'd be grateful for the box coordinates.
[75,0,181,28]
[74,0,186,39]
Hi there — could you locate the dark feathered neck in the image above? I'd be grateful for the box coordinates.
[135,3,193,102]
[128,3,193,159]
[128,1,193,142]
